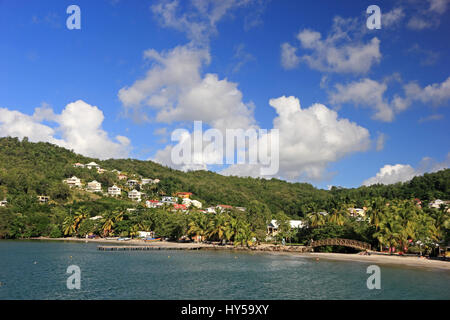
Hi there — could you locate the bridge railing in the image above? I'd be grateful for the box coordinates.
[309,238,371,250]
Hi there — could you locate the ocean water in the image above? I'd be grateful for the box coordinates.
[0,240,449,300]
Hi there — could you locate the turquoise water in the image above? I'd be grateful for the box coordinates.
[0,240,449,300]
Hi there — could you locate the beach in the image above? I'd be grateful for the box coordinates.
[28,237,450,271]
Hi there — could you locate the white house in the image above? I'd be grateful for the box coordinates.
[73,163,85,168]
[162,196,178,204]
[127,180,139,188]
[64,176,82,188]
[128,189,142,202]
[97,168,106,174]
[429,199,446,209]
[205,207,217,214]
[267,219,305,237]
[138,231,154,238]
[146,200,163,208]
[37,196,49,203]
[348,208,365,217]
[87,180,102,193]
[86,162,100,170]
[182,198,202,209]
[0,200,7,207]
[108,185,121,197]
[141,178,156,185]
[89,215,103,220]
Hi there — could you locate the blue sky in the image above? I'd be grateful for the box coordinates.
[0,0,449,189]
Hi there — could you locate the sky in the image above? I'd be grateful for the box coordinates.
[0,0,449,189]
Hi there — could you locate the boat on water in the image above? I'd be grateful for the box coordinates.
[144,237,162,242]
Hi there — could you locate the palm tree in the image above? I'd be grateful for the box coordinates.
[187,213,210,242]
[327,206,347,226]
[63,208,87,236]
[223,216,237,244]
[234,221,255,247]
[366,197,386,229]
[208,214,227,242]
[307,212,326,228]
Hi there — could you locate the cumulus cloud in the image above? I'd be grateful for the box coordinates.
[283,16,381,74]
[151,0,263,45]
[329,78,394,122]
[382,7,405,27]
[362,152,450,186]
[222,96,371,181]
[280,42,300,70]
[0,100,130,159]
[407,0,449,30]
[362,164,417,186]
[118,45,256,132]
[329,76,450,122]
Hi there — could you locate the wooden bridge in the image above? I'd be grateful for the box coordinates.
[309,238,371,251]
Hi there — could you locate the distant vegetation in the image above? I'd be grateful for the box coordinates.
[0,137,448,254]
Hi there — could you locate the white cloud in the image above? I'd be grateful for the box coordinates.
[382,8,405,27]
[407,0,449,30]
[118,45,256,132]
[429,0,449,13]
[329,76,450,122]
[222,96,371,181]
[329,78,394,122]
[362,152,450,186]
[362,164,417,186]
[0,100,130,159]
[151,0,261,45]
[285,17,381,74]
[280,42,300,70]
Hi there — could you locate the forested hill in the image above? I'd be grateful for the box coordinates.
[0,137,449,217]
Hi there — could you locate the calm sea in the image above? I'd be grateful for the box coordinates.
[0,240,449,300]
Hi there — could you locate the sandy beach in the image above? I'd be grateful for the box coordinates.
[28,237,450,271]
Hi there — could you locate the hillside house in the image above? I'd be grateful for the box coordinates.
[118,174,128,180]
[127,180,139,188]
[176,192,192,199]
[172,203,187,211]
[348,208,365,217]
[146,200,163,208]
[216,205,233,212]
[37,196,49,203]
[141,178,157,185]
[73,163,85,168]
[128,189,142,202]
[162,196,178,204]
[64,176,82,188]
[205,207,217,214]
[267,219,305,237]
[0,200,7,207]
[87,180,102,193]
[86,162,100,170]
[108,185,121,197]
[182,198,202,209]
[429,199,446,209]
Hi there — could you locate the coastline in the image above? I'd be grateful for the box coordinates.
[20,237,450,271]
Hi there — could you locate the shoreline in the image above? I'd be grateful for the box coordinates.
[11,237,450,271]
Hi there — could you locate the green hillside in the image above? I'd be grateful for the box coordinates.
[0,136,449,216]
[0,137,448,251]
